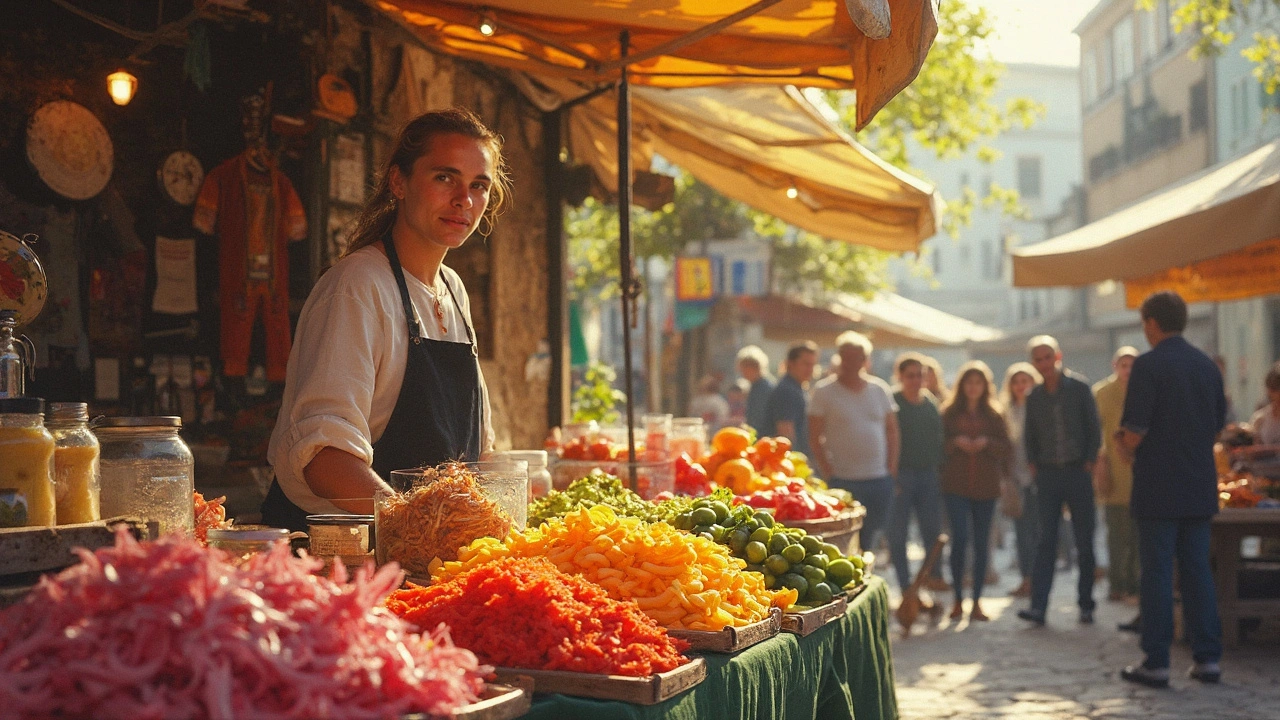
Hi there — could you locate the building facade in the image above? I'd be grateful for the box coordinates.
[892,64,1084,332]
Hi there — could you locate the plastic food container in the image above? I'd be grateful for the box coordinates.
[207,525,296,565]
[493,450,552,499]
[550,459,675,499]
[95,416,194,535]
[47,402,100,525]
[0,397,55,527]
[375,461,528,577]
[306,514,374,556]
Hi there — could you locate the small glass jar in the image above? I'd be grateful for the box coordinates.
[670,417,707,461]
[643,413,672,461]
[494,450,552,499]
[47,402,100,525]
[207,525,292,565]
[0,397,55,527]
[94,416,194,535]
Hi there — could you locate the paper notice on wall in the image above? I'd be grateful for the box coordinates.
[152,236,198,315]
[94,357,120,400]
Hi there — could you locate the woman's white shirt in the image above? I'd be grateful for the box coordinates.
[267,245,494,514]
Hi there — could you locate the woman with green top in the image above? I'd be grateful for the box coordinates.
[886,353,948,595]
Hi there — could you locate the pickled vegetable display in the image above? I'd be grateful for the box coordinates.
[0,424,55,527]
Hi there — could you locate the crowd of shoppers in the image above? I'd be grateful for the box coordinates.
[720,289,1225,686]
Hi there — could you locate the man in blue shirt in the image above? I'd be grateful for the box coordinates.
[1017,335,1102,626]
[1116,291,1224,688]
[737,345,775,434]
[764,341,817,457]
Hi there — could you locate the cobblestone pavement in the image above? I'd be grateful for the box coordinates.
[887,544,1280,720]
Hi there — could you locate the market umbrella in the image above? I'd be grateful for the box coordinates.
[371,0,938,473]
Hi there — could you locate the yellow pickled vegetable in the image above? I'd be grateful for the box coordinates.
[431,506,796,630]
[0,425,55,527]
[55,443,100,525]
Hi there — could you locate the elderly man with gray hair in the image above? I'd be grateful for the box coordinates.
[809,331,900,551]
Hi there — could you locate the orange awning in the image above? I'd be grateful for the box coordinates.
[371,0,937,128]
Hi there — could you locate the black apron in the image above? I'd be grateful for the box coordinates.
[261,237,484,531]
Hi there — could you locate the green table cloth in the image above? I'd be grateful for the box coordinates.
[518,575,897,720]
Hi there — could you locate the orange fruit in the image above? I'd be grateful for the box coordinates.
[774,436,792,455]
[712,427,752,455]
[713,458,757,495]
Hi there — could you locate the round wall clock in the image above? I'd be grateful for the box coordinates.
[25,100,114,201]
[158,150,204,206]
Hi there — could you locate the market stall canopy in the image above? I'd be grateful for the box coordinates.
[370,0,938,128]
[1011,137,1280,290]
[553,82,940,252]
[738,292,1001,347]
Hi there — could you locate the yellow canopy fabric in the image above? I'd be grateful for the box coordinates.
[548,79,939,251]
[1012,138,1280,289]
[371,0,937,128]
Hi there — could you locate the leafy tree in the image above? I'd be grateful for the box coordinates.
[571,361,627,423]
[565,0,1041,302]
[834,0,1043,238]
[1146,0,1280,93]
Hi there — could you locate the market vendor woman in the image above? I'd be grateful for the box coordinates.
[263,109,506,530]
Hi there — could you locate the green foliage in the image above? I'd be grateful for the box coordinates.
[752,212,892,297]
[830,0,1044,237]
[571,361,627,424]
[1150,0,1280,94]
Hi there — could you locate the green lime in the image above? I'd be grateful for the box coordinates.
[769,533,791,555]
[850,554,866,569]
[800,536,824,554]
[691,507,718,527]
[750,527,773,545]
[710,524,729,543]
[763,572,777,589]
[745,541,769,565]
[779,573,809,597]
[730,528,752,553]
[745,563,765,574]
[753,511,775,528]
[765,554,791,576]
[808,582,834,605]
[826,559,855,587]
[801,564,826,586]
[821,543,843,561]
[708,500,731,523]
[693,498,711,509]
[781,544,807,564]
[740,519,760,534]
[804,554,829,570]
[674,512,693,531]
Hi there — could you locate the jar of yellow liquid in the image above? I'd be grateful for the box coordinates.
[0,397,55,527]
[48,402,99,525]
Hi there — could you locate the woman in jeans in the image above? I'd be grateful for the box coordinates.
[1001,362,1042,598]
[941,361,1011,621]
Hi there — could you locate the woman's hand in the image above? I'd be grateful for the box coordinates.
[971,435,989,452]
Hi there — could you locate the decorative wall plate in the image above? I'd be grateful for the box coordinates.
[158,150,204,206]
[0,230,48,327]
[26,100,114,201]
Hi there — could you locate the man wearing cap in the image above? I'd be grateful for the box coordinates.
[1094,347,1141,608]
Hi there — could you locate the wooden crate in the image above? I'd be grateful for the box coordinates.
[783,507,866,555]
[492,657,706,705]
[404,683,531,720]
[0,517,149,607]
[781,595,849,636]
[667,607,781,652]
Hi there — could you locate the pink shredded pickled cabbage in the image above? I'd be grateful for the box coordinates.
[0,529,488,719]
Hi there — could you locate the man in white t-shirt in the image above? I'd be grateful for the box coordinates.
[809,331,900,551]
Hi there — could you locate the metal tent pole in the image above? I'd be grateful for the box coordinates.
[617,30,639,490]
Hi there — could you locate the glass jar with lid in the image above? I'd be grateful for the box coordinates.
[670,417,707,460]
[94,416,194,535]
[47,402,100,525]
[0,397,55,527]
[207,525,295,566]
[494,450,552,499]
